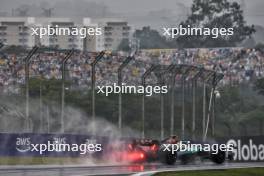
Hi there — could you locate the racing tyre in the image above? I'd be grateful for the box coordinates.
[159,150,177,165]
[180,154,194,165]
[211,150,225,164]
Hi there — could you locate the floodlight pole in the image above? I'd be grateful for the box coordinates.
[156,72,165,140]
[170,73,176,136]
[181,78,186,139]
[39,80,43,133]
[91,51,105,123]
[202,82,206,137]
[203,72,224,141]
[180,66,192,139]
[191,69,204,140]
[117,56,133,130]
[156,65,174,140]
[212,73,224,137]
[201,70,214,138]
[169,65,180,136]
[61,49,74,133]
[141,65,157,138]
[161,86,164,139]
[158,64,177,136]
[211,93,216,136]
[24,46,38,132]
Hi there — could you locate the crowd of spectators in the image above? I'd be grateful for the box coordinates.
[0,47,264,94]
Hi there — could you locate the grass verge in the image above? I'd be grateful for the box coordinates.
[0,157,91,165]
[154,167,264,176]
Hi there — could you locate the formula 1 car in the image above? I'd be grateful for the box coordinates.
[128,136,233,165]
[102,140,147,163]
[172,140,229,165]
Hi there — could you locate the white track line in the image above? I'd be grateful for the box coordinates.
[132,162,264,176]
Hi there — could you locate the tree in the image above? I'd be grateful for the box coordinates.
[254,78,264,96]
[21,78,71,102]
[134,26,173,49]
[117,38,130,51]
[2,45,27,54]
[177,0,255,48]
[255,43,264,53]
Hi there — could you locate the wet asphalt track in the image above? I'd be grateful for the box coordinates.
[0,162,263,176]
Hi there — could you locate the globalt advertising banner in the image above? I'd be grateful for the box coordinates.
[218,136,264,162]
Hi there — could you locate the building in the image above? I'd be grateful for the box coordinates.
[35,18,83,50]
[99,20,131,51]
[84,18,132,51]
[0,17,36,48]
[0,17,132,51]
[82,18,103,52]
[0,17,84,50]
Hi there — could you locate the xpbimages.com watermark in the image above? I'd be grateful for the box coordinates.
[163,25,234,39]
[97,83,168,96]
[16,140,102,155]
[162,141,234,154]
[31,25,102,39]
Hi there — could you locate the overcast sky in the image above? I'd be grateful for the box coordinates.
[0,0,263,28]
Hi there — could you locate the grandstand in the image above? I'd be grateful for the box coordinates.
[0,47,263,93]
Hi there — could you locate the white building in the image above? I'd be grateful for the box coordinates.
[83,18,103,52]
[35,17,83,50]
[84,18,132,51]
[0,17,132,51]
[93,19,132,51]
[0,17,36,48]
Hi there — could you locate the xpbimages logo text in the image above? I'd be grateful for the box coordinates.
[97,83,168,96]
[162,141,234,155]
[15,137,102,155]
[163,25,234,39]
[31,25,102,38]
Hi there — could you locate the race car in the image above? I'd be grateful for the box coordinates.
[131,139,160,162]
[131,136,233,165]
[102,136,233,165]
[175,140,228,165]
[103,140,147,163]
[113,138,177,164]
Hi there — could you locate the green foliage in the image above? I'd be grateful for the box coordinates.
[254,78,264,96]
[255,43,264,51]
[2,45,27,54]
[154,168,264,176]
[21,78,71,102]
[215,85,264,136]
[20,78,264,137]
[117,38,130,51]
[177,0,255,48]
[134,26,174,49]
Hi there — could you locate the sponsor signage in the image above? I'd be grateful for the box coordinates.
[0,133,109,157]
[218,136,264,162]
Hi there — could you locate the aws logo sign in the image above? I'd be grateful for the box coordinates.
[16,137,31,153]
[227,139,264,161]
[53,137,66,144]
